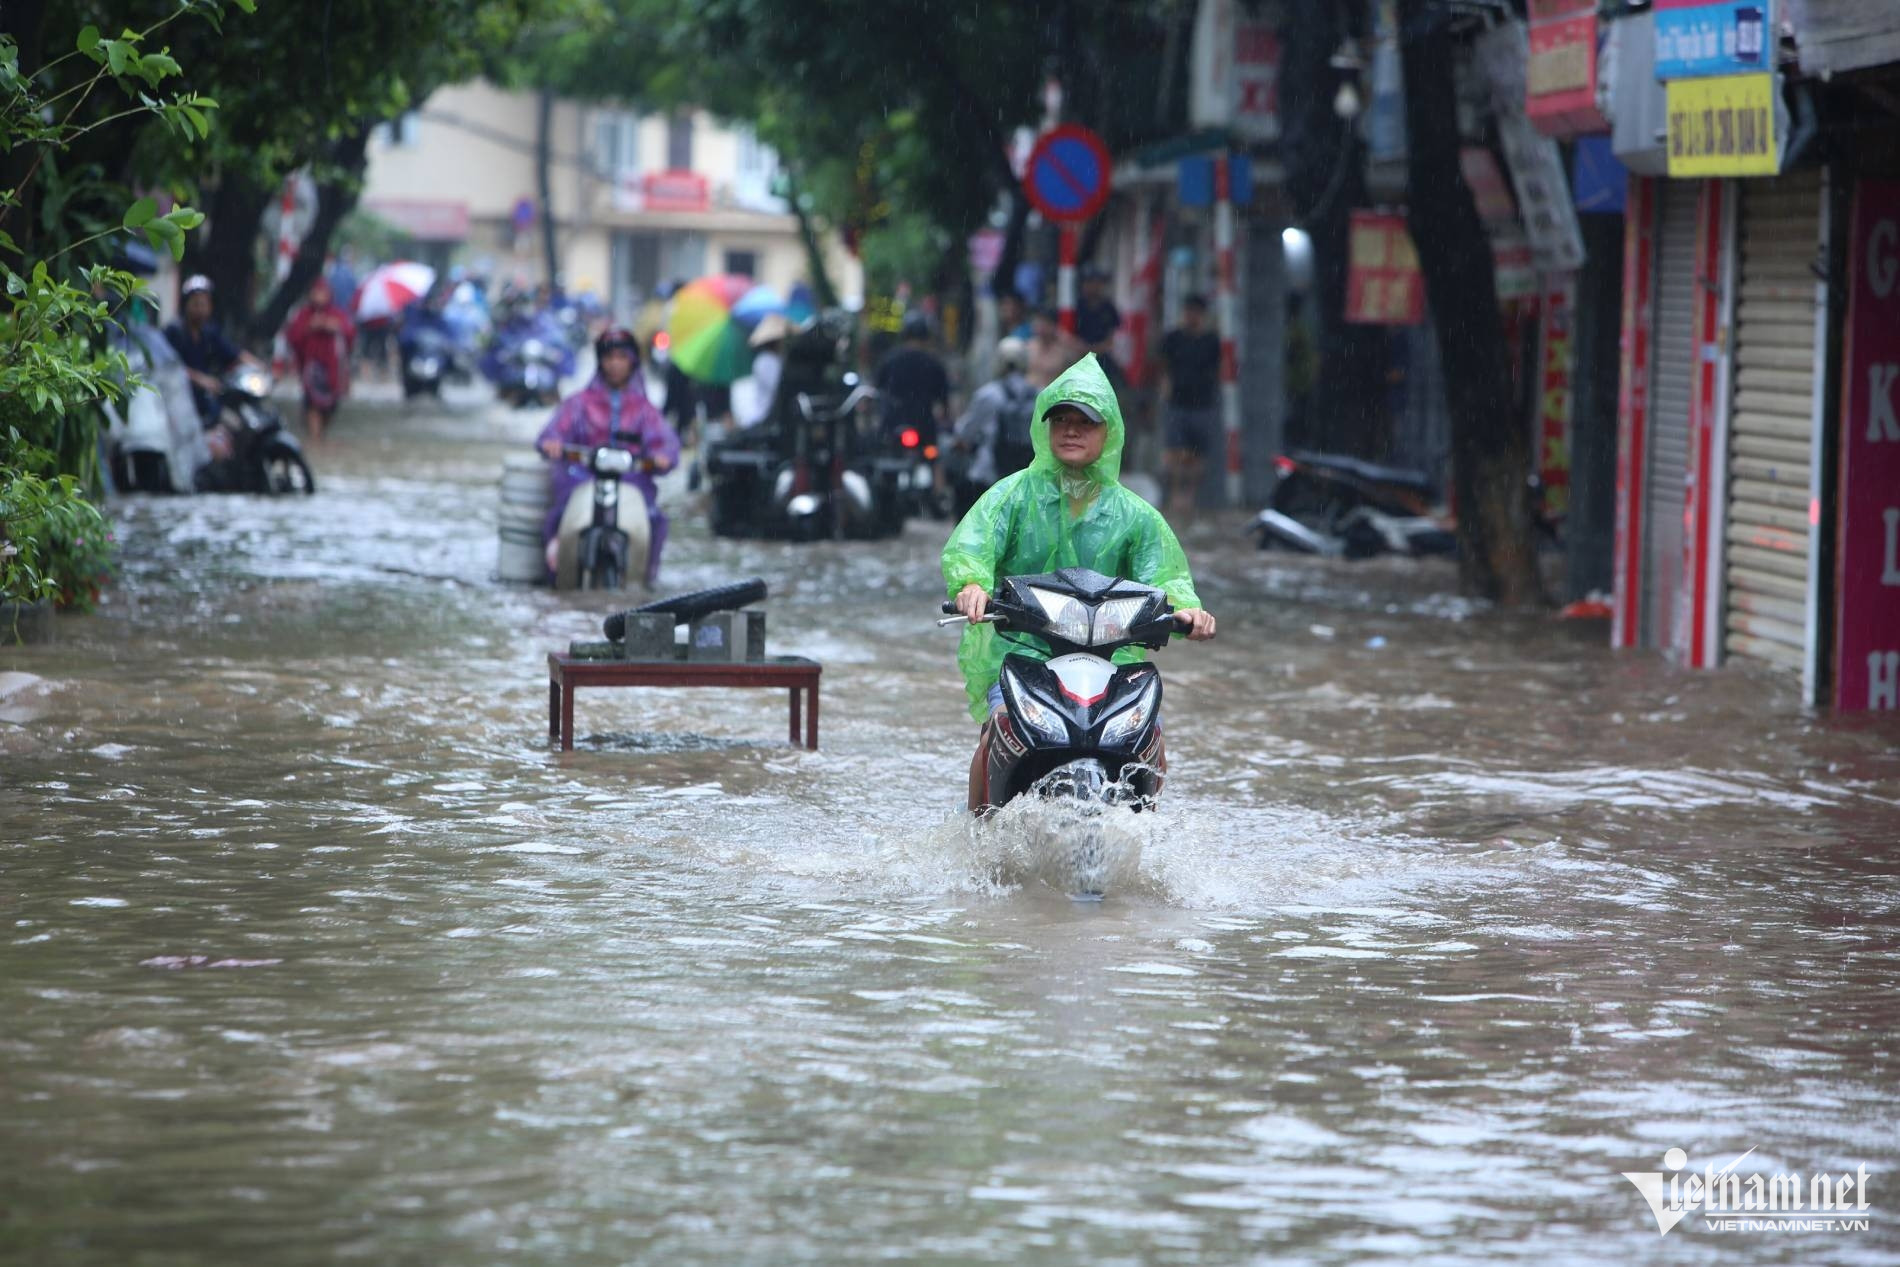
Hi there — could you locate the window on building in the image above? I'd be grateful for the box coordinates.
[732,125,784,211]
[375,110,420,148]
[724,249,758,279]
[594,111,640,178]
[667,111,694,171]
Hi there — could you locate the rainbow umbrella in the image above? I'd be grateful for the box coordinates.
[666,274,763,385]
[731,282,784,327]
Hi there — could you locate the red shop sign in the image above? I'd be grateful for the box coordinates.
[1526,0,1608,138]
[1835,179,1900,712]
[1345,211,1424,326]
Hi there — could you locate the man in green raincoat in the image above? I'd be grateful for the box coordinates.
[942,353,1217,811]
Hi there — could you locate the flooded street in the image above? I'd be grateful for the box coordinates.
[3,394,1897,1266]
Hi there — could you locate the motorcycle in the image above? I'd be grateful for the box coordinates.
[496,334,567,408]
[195,364,315,495]
[103,324,210,494]
[941,567,1179,897]
[547,435,655,591]
[773,379,901,541]
[888,422,946,521]
[399,324,459,399]
[1253,450,1452,559]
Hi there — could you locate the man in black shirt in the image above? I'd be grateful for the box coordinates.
[164,274,246,429]
[1075,265,1124,393]
[875,311,951,448]
[1156,293,1223,522]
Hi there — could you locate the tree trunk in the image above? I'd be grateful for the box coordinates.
[783,169,838,309]
[247,126,374,343]
[1281,0,1388,458]
[182,171,272,344]
[536,89,559,287]
[1397,0,1542,604]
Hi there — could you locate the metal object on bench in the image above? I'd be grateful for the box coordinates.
[546,652,820,751]
[617,611,676,660]
[687,613,737,662]
[683,610,769,662]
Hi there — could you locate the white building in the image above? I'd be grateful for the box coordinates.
[360,80,861,320]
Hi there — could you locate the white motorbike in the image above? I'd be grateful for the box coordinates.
[102,325,210,494]
[548,439,655,591]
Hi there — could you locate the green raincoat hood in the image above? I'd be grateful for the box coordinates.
[1029,353,1123,486]
[940,352,1201,722]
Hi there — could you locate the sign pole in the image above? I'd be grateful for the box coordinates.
[1057,225,1079,335]
[1214,155,1242,507]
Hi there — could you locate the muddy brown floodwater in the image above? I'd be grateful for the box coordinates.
[3,393,1897,1266]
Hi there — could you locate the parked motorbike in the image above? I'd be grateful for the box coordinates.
[779,379,903,540]
[547,435,655,591]
[194,365,315,495]
[941,567,1179,896]
[1252,450,1452,559]
[103,324,210,494]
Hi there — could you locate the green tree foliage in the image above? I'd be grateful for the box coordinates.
[504,0,1186,298]
[1,1,235,609]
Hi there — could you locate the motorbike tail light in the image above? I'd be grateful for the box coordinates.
[1273,454,1297,477]
[900,428,921,449]
[923,444,939,461]
[654,331,671,352]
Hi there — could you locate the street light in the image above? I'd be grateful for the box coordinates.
[1329,37,1367,121]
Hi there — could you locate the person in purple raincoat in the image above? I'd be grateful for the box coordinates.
[536,326,680,585]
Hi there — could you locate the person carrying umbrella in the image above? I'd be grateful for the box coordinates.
[285,277,356,443]
[535,327,680,585]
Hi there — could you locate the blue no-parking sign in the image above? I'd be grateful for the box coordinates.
[1024,125,1113,224]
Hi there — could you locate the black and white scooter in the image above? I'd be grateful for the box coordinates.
[941,567,1179,896]
[943,566,1176,803]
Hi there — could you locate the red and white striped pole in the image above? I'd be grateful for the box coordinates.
[1214,155,1242,506]
[1057,224,1079,335]
[271,177,298,377]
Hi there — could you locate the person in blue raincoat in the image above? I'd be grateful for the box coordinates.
[941,353,1216,811]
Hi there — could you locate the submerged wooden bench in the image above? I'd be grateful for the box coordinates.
[547,653,821,752]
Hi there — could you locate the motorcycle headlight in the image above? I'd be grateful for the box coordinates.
[522,339,547,358]
[1027,586,1093,646]
[1098,677,1160,748]
[593,448,635,475]
[234,367,271,397]
[1002,666,1067,744]
[1091,596,1150,646]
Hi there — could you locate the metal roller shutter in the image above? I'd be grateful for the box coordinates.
[1724,173,1820,672]
[1643,182,1699,651]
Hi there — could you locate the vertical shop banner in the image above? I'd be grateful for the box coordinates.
[1345,211,1424,325]
[1654,0,1771,80]
[1527,0,1608,136]
[1536,278,1576,523]
[1836,179,1900,713]
[1664,73,1782,177]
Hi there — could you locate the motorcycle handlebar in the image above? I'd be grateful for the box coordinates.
[555,443,656,472]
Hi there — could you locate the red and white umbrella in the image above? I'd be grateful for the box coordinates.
[352,261,436,323]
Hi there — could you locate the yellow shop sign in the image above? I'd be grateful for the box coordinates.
[1665,73,1781,177]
